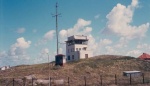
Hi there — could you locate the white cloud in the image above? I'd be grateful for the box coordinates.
[35,30,56,46]
[99,39,112,45]
[33,48,51,64]
[0,37,31,66]
[13,37,31,49]
[105,46,118,55]
[115,37,128,48]
[59,18,92,39]
[94,14,100,19]
[0,53,9,66]
[126,49,141,57]
[35,39,47,46]
[59,18,91,38]
[41,48,49,54]
[137,43,148,49]
[136,43,150,53]
[8,37,31,56]
[0,51,7,58]
[91,39,114,55]
[76,18,91,28]
[59,30,67,39]
[44,30,56,41]
[87,35,98,54]
[16,28,25,33]
[131,0,138,7]
[104,0,149,39]
[37,48,50,62]
[84,27,92,34]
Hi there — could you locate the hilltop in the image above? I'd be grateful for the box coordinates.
[0,55,150,85]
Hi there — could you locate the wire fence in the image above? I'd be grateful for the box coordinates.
[0,73,150,86]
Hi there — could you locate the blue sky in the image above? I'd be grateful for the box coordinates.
[0,0,150,66]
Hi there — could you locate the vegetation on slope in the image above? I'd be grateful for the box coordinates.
[0,55,150,78]
[0,55,150,85]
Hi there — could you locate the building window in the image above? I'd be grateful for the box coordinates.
[72,55,74,60]
[68,56,70,60]
[83,47,87,50]
[76,48,78,51]
[79,48,81,51]
[68,49,69,53]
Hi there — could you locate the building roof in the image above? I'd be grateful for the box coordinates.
[55,54,65,56]
[67,35,88,41]
[123,71,141,73]
[138,53,150,59]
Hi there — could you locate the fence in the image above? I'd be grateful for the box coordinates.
[0,73,150,86]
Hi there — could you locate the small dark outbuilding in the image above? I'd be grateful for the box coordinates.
[55,54,66,66]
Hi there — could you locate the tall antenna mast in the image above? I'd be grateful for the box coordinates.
[52,3,61,55]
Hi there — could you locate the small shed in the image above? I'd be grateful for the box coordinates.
[55,54,66,66]
[138,53,150,60]
[123,71,142,77]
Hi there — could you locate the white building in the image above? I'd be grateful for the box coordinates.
[0,66,10,70]
[66,35,93,61]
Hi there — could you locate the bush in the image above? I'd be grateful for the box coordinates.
[52,65,62,70]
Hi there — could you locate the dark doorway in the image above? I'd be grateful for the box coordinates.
[85,54,88,59]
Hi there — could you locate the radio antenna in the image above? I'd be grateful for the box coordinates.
[52,3,61,55]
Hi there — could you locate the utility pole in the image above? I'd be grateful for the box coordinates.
[47,53,50,86]
[52,3,61,55]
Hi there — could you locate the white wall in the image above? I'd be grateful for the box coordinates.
[66,47,93,62]
[79,51,93,59]
[0,66,10,70]
[66,35,93,62]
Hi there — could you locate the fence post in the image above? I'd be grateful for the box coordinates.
[50,77,51,86]
[115,74,117,85]
[13,78,15,86]
[23,77,26,86]
[32,78,34,86]
[142,73,145,84]
[100,75,102,86]
[130,74,132,85]
[68,77,70,86]
[84,76,86,86]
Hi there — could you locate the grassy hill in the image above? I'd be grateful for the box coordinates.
[0,55,150,85]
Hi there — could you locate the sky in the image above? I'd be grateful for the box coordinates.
[0,0,150,66]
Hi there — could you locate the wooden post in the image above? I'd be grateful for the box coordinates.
[130,74,132,85]
[32,78,34,86]
[68,77,70,86]
[84,76,86,86]
[115,74,117,85]
[23,77,26,86]
[142,73,145,84]
[13,78,15,86]
[50,77,51,86]
[100,75,102,86]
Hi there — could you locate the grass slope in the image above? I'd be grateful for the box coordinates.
[0,55,150,85]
